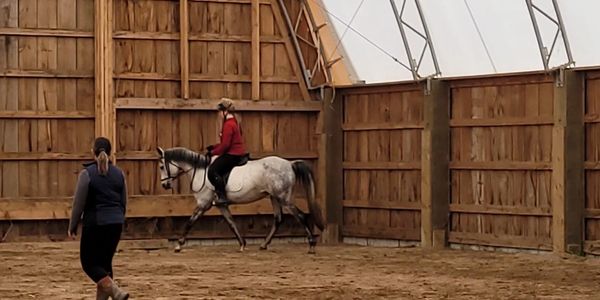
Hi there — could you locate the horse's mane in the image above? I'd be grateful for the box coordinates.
[164,147,208,168]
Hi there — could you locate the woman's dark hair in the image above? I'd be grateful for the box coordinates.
[93,137,112,176]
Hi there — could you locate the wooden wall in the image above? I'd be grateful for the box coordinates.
[340,84,423,242]
[0,0,96,220]
[0,0,322,241]
[448,75,554,250]
[585,71,600,254]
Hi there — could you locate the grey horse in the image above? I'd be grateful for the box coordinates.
[156,147,325,254]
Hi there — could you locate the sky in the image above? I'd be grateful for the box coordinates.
[319,0,600,83]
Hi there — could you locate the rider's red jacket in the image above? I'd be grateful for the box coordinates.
[211,117,246,156]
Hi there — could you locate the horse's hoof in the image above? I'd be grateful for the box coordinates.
[239,246,245,252]
[259,245,268,251]
[308,247,316,255]
[174,245,182,253]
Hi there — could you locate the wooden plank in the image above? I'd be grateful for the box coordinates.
[343,199,420,211]
[116,98,321,111]
[180,0,190,99]
[0,152,90,160]
[343,161,421,170]
[342,121,423,131]
[0,28,93,37]
[450,204,552,216]
[0,70,93,78]
[447,73,554,89]
[449,231,552,250]
[113,72,297,83]
[449,161,552,170]
[0,111,94,119]
[251,0,260,100]
[0,195,309,220]
[342,224,420,241]
[189,0,270,3]
[450,117,554,127]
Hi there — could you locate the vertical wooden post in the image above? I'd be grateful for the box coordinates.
[319,88,343,243]
[106,0,115,159]
[421,80,450,249]
[251,0,260,100]
[95,0,115,160]
[552,69,584,255]
[180,0,189,99]
[94,0,105,138]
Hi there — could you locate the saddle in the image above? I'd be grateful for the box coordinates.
[222,153,250,186]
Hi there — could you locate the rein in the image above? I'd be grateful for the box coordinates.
[161,153,211,193]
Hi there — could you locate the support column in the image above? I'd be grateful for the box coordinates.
[552,69,584,255]
[421,80,450,249]
[319,88,343,243]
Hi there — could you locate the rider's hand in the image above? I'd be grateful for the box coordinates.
[206,145,214,151]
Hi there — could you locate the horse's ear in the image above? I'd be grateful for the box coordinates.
[156,147,164,157]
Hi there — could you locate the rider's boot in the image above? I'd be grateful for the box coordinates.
[212,187,229,206]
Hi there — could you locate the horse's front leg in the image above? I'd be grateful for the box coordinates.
[217,205,247,252]
[175,203,211,253]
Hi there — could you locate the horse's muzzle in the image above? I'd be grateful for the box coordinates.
[162,182,172,189]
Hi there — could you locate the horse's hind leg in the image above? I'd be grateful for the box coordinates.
[260,197,283,250]
[217,205,247,252]
[286,204,317,254]
[176,204,210,253]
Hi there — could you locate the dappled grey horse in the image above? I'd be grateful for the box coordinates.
[156,147,325,254]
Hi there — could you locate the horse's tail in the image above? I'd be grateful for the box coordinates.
[292,160,325,231]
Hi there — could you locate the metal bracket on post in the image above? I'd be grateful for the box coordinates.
[555,66,565,88]
[525,0,575,72]
[424,76,432,96]
[389,0,441,81]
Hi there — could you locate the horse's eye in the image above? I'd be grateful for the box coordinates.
[159,166,164,170]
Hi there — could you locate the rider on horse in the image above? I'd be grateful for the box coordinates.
[206,98,247,206]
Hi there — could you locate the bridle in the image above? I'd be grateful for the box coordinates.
[160,153,211,193]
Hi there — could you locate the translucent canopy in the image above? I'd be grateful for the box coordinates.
[320,0,600,83]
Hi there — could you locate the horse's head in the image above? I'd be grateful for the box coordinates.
[157,147,183,190]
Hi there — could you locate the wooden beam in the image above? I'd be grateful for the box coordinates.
[342,121,423,131]
[449,161,552,170]
[450,117,554,127]
[94,0,105,138]
[0,28,93,38]
[584,162,600,170]
[0,153,90,161]
[448,231,552,250]
[112,31,285,43]
[421,80,450,249]
[180,0,190,99]
[0,195,309,220]
[251,0,260,100]
[115,98,322,111]
[106,0,116,155]
[343,199,421,211]
[447,73,554,88]
[270,0,311,101]
[319,88,343,243]
[342,161,421,170]
[0,70,93,78]
[0,111,95,119]
[552,69,585,255]
[116,150,318,160]
[189,0,270,4]
[342,225,421,241]
[113,72,180,81]
[450,204,552,216]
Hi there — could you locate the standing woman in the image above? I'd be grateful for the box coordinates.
[68,137,129,300]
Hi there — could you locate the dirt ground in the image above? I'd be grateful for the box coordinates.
[1,240,600,299]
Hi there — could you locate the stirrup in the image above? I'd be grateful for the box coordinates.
[212,196,229,206]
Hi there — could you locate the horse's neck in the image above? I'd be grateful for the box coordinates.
[178,161,208,189]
